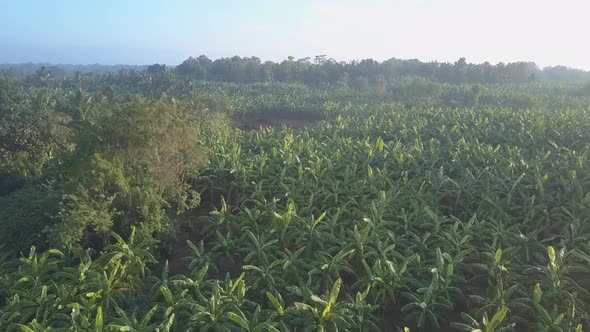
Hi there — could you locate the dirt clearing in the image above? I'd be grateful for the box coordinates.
[235,111,324,130]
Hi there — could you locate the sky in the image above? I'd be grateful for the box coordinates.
[1,0,589,69]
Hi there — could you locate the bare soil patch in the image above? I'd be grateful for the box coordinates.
[168,228,193,275]
[164,210,206,276]
[235,111,324,130]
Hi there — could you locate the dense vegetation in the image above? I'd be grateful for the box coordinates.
[1,57,590,331]
[4,56,590,85]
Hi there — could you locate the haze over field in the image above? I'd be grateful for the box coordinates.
[1,0,589,69]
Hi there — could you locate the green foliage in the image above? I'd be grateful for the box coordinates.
[2,65,590,331]
[0,86,71,190]
[1,92,210,251]
[183,104,590,330]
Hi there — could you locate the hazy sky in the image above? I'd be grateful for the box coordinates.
[1,0,589,69]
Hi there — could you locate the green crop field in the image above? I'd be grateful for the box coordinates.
[1,59,590,331]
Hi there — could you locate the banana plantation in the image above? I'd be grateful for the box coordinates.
[1,66,590,331]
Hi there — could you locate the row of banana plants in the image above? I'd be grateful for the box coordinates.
[195,105,590,330]
[0,230,380,331]
[2,104,590,330]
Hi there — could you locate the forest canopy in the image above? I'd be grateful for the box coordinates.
[2,56,590,85]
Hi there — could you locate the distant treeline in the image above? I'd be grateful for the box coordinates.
[0,63,147,77]
[2,55,590,85]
